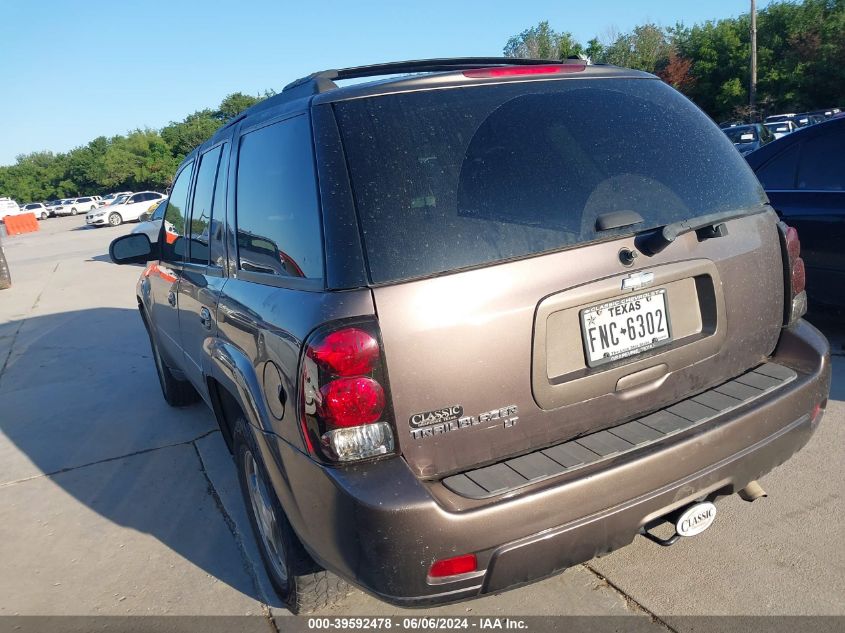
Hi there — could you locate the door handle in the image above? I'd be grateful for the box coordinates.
[200,306,213,330]
[167,291,176,307]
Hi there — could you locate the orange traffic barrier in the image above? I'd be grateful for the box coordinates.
[3,212,39,236]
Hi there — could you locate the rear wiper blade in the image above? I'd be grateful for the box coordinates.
[637,207,765,256]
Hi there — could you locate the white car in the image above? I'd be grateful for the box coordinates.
[0,198,21,220]
[764,120,797,139]
[45,200,62,217]
[86,191,166,226]
[20,203,50,220]
[54,196,99,216]
[97,191,132,207]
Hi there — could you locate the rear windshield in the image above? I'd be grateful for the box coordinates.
[334,78,766,284]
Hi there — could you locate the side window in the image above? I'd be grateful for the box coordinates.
[235,116,323,279]
[209,146,229,268]
[161,162,194,264]
[796,131,845,191]
[756,143,800,190]
[187,145,223,266]
[129,194,142,204]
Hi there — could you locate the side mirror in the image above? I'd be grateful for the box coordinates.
[109,233,154,265]
[138,213,150,222]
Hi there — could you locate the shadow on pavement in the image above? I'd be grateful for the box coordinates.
[0,307,266,605]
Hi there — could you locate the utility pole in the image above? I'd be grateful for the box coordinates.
[750,0,757,121]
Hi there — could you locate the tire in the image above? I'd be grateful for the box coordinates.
[40,211,47,220]
[234,420,352,613]
[143,315,199,407]
[90,205,96,211]
[70,207,78,216]
[108,212,122,227]
[0,248,11,290]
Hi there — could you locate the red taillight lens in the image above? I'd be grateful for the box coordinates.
[463,63,585,78]
[429,554,478,578]
[780,222,807,325]
[307,327,380,376]
[791,256,806,295]
[784,226,801,260]
[320,377,385,428]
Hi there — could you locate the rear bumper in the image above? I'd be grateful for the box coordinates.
[256,319,830,606]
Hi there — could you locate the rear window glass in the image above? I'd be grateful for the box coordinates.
[334,78,765,284]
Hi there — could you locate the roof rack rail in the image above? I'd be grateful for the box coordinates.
[282,57,579,96]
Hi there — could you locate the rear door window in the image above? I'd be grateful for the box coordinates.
[235,115,323,280]
[187,145,223,266]
[334,79,766,283]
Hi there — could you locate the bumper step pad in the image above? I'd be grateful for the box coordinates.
[443,363,797,500]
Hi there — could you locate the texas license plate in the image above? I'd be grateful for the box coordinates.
[580,289,672,367]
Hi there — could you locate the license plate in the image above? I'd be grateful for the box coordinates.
[580,289,672,367]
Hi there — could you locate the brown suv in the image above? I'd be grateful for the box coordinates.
[109,58,831,613]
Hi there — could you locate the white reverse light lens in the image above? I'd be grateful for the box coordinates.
[321,421,394,462]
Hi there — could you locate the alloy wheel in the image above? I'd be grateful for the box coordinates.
[244,449,288,584]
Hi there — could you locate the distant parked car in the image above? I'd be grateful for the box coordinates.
[722,123,774,155]
[54,196,98,216]
[0,197,21,220]
[806,109,839,120]
[764,120,797,139]
[45,200,62,217]
[765,113,796,124]
[20,202,50,220]
[98,191,132,207]
[794,113,824,128]
[86,191,166,226]
[746,116,845,309]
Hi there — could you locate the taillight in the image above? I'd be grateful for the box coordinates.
[428,554,478,579]
[462,63,586,78]
[300,321,395,462]
[307,328,380,377]
[779,222,807,326]
[320,377,385,427]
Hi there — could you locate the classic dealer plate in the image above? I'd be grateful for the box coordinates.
[580,289,672,367]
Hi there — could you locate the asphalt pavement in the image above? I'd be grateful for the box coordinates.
[0,216,842,628]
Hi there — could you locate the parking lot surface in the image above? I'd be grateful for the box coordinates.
[1,217,843,626]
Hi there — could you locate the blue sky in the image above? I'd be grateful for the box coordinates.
[0,0,770,165]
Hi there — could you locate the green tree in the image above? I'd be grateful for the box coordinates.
[216,92,261,120]
[504,20,583,59]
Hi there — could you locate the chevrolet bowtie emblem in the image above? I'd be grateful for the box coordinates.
[621,271,655,291]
